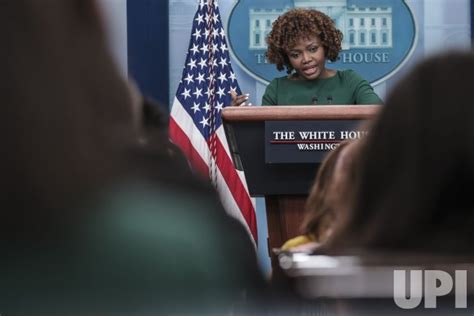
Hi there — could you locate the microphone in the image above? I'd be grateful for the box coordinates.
[311,95,318,105]
[326,95,333,104]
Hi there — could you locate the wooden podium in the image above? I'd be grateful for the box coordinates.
[222,105,379,270]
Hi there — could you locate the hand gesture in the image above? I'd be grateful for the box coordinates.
[230,90,252,106]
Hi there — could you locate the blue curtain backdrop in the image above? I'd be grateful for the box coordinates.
[127,0,169,109]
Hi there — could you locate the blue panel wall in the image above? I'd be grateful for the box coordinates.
[127,0,170,109]
[472,0,474,43]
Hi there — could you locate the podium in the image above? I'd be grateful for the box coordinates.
[222,105,379,270]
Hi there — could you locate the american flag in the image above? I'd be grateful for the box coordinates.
[169,0,257,245]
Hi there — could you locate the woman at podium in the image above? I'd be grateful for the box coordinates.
[231,8,382,106]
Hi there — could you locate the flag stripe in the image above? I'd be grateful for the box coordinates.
[212,134,258,242]
[216,127,253,196]
[169,116,209,176]
[213,165,255,246]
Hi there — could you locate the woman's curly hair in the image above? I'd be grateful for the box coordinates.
[266,8,343,73]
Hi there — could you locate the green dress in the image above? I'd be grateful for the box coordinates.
[262,69,383,105]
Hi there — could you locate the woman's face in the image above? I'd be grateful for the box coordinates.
[287,35,328,81]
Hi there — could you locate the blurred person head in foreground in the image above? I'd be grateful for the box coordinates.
[281,139,364,252]
[0,0,263,314]
[329,51,474,255]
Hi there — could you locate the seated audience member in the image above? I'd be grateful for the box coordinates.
[127,79,169,146]
[281,139,363,252]
[328,51,474,254]
[0,1,264,315]
[128,79,189,165]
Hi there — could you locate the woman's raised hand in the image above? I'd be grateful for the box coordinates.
[230,90,252,106]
